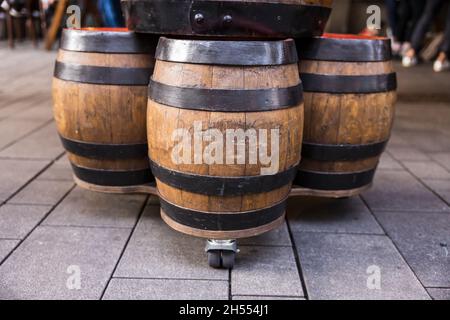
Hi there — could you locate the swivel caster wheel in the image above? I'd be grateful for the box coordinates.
[221,251,236,269]
[207,251,222,268]
[205,240,238,269]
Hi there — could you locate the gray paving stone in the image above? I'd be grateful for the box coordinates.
[294,233,430,300]
[430,152,450,171]
[103,279,228,300]
[146,195,160,206]
[387,146,431,161]
[0,123,63,160]
[9,180,74,206]
[386,134,409,147]
[43,187,146,228]
[0,97,46,119]
[0,159,50,203]
[0,204,51,239]
[288,196,384,235]
[362,171,449,212]
[11,103,53,121]
[396,131,450,153]
[422,179,450,204]
[114,205,228,280]
[378,153,403,170]
[232,246,303,297]
[0,119,47,150]
[394,103,450,135]
[239,222,291,247]
[0,240,19,263]
[233,296,304,300]
[427,288,450,300]
[396,62,450,102]
[37,156,73,181]
[375,211,450,288]
[0,226,130,300]
[402,161,450,180]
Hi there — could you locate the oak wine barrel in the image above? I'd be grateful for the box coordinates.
[294,34,397,196]
[148,37,304,239]
[122,0,333,39]
[52,28,158,192]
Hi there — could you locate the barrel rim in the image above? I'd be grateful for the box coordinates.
[53,61,153,86]
[297,33,392,62]
[302,140,389,162]
[159,196,288,231]
[59,135,148,160]
[148,80,303,112]
[155,37,298,66]
[60,28,158,54]
[295,168,377,191]
[160,195,289,216]
[70,163,155,187]
[150,160,299,197]
[300,73,397,94]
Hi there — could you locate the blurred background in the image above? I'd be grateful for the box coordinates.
[1,0,449,70]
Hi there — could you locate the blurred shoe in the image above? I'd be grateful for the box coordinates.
[1,0,9,11]
[401,43,412,56]
[402,55,418,67]
[391,41,402,56]
[433,58,450,72]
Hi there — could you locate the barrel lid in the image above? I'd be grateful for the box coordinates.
[60,28,158,54]
[155,37,298,66]
[297,33,392,62]
[122,0,332,39]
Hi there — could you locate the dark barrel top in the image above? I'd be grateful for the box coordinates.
[121,0,332,39]
[60,28,158,54]
[296,33,392,62]
[155,37,298,66]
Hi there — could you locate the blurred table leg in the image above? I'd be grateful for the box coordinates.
[44,0,68,50]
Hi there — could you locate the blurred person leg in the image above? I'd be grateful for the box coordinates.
[395,0,412,55]
[386,0,398,35]
[404,0,444,67]
[434,2,450,72]
[402,0,426,55]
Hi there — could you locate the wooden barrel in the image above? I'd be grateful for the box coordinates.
[122,0,333,38]
[52,28,158,192]
[147,37,304,239]
[294,34,397,196]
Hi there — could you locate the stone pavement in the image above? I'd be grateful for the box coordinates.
[0,44,449,300]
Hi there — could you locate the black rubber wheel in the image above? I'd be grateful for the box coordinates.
[221,251,236,269]
[207,251,222,268]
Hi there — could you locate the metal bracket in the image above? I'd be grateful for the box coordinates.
[205,239,239,253]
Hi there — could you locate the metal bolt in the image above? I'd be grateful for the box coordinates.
[223,14,233,24]
[194,13,205,24]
